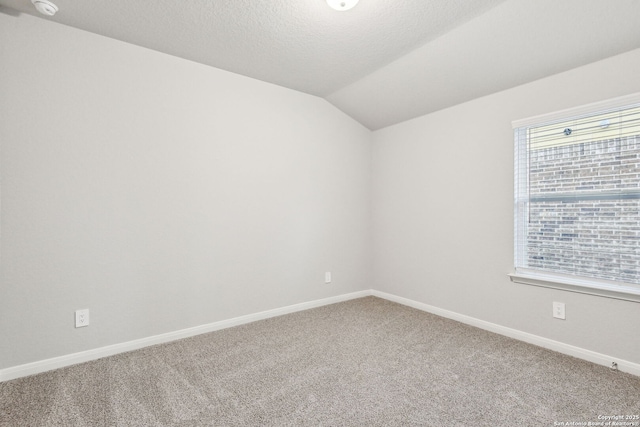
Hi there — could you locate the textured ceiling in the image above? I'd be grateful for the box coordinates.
[328,0,640,129]
[2,0,640,130]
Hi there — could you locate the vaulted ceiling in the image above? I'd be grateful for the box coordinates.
[2,0,640,130]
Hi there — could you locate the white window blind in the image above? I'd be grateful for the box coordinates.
[513,94,640,300]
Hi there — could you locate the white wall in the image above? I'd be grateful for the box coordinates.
[2,9,639,375]
[0,13,372,369]
[372,48,640,364]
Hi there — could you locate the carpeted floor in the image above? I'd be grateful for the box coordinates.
[1,296,639,426]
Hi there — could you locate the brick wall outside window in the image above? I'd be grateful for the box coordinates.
[526,135,640,284]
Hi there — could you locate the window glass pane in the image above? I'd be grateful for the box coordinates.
[514,102,640,289]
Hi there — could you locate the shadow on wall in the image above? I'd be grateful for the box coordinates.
[0,6,21,16]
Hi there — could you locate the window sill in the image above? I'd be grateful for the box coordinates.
[508,272,640,303]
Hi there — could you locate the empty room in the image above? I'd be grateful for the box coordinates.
[1,0,639,425]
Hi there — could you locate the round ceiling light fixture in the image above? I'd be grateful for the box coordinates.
[326,0,359,11]
[31,0,58,16]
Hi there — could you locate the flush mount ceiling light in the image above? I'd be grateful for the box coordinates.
[31,0,58,16]
[326,0,359,11]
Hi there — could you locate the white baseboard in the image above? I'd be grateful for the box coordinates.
[3,289,638,382]
[0,290,370,382]
[371,290,640,377]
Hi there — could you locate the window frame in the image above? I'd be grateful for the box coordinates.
[510,93,640,303]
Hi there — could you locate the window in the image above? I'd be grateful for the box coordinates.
[511,93,640,302]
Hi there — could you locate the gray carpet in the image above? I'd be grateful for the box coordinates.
[1,296,639,426]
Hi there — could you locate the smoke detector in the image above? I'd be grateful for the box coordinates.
[31,0,58,16]
[326,0,359,11]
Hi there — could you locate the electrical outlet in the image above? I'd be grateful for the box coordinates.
[552,302,565,320]
[75,309,90,328]
[325,272,332,284]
